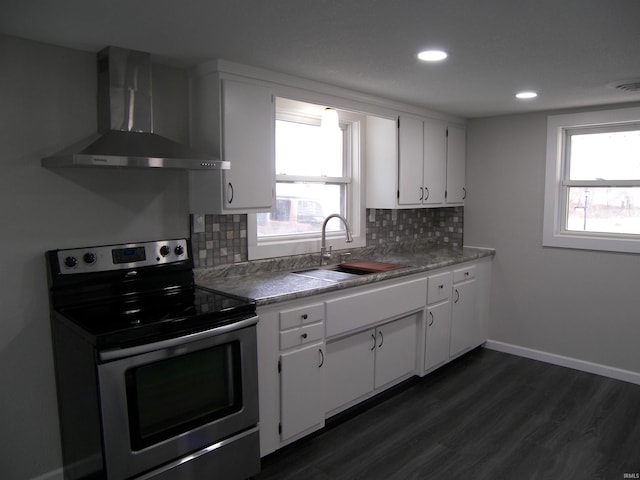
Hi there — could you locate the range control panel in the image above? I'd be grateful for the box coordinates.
[55,239,189,274]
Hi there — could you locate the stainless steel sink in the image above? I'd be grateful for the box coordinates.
[292,264,369,283]
[292,261,406,282]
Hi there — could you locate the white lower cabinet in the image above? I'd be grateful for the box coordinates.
[374,314,418,389]
[424,301,451,371]
[449,278,477,357]
[325,313,418,415]
[279,342,325,441]
[257,257,492,457]
[324,330,374,413]
[422,259,489,374]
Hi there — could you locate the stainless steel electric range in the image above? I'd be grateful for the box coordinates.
[46,238,260,480]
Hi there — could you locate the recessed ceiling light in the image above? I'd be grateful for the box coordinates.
[417,50,448,62]
[516,91,538,99]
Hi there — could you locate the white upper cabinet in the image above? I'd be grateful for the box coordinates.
[189,75,275,213]
[366,114,465,209]
[445,124,466,205]
[422,119,447,205]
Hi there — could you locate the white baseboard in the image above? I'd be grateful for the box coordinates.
[484,340,640,386]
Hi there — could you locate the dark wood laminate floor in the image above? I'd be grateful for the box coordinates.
[256,347,640,480]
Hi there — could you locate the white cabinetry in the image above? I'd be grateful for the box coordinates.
[365,115,465,209]
[277,303,325,441]
[324,329,374,413]
[323,276,426,415]
[189,74,275,213]
[449,266,477,357]
[325,313,418,415]
[445,124,466,204]
[424,271,453,372]
[256,256,492,457]
[422,259,490,374]
[279,343,325,441]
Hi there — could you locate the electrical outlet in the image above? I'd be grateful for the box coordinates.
[192,213,205,233]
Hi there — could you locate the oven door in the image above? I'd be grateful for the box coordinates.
[97,316,259,480]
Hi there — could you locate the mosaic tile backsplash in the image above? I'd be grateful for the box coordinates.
[191,207,463,268]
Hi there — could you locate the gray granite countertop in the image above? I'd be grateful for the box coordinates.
[195,244,495,306]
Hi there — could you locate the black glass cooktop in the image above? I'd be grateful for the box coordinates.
[56,286,256,349]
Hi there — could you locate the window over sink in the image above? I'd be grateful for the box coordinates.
[248,98,365,259]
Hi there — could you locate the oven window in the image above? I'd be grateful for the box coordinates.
[125,342,242,450]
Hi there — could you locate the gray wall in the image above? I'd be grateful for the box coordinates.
[0,35,192,479]
[465,108,640,374]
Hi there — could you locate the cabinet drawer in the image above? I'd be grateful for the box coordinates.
[279,303,324,330]
[280,322,324,350]
[427,272,452,304]
[453,265,475,283]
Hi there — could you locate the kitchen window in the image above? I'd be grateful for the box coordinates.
[247,98,365,259]
[543,106,640,253]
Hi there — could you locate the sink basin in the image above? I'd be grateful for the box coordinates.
[292,261,406,283]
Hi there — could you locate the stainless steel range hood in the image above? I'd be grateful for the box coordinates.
[42,47,229,170]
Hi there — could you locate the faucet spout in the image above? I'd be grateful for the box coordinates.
[320,213,353,265]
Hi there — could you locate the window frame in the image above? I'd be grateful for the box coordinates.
[543,106,640,254]
[247,100,365,260]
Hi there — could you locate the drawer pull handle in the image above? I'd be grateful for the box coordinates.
[378,331,384,348]
[454,289,460,303]
[301,333,308,339]
[319,348,324,368]
[301,314,308,320]
[371,333,376,350]
[428,311,434,326]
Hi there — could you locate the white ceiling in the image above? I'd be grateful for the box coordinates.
[2,0,640,118]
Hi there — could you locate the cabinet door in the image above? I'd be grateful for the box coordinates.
[374,314,417,389]
[449,279,476,357]
[324,330,375,414]
[221,79,275,211]
[446,125,466,204]
[280,343,325,441]
[425,301,451,371]
[397,116,424,205]
[422,120,446,205]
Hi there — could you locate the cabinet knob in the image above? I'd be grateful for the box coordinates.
[301,314,308,320]
[301,332,308,339]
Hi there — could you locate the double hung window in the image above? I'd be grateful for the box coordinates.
[543,107,640,253]
[248,98,364,259]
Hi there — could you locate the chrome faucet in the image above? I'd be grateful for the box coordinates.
[320,213,353,265]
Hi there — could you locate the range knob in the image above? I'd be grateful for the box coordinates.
[64,256,78,269]
[174,245,185,256]
[83,252,97,264]
[159,245,171,257]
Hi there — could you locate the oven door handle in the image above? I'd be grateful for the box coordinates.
[99,315,259,362]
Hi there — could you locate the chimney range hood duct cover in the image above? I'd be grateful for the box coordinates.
[42,47,228,170]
